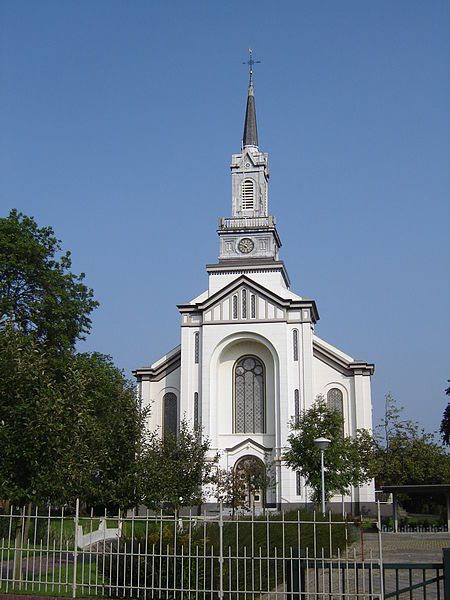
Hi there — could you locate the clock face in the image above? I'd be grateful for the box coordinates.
[238,238,254,253]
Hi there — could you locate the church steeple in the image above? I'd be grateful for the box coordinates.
[243,75,258,148]
[242,49,259,148]
[208,55,289,290]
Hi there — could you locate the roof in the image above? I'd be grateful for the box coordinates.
[243,79,258,147]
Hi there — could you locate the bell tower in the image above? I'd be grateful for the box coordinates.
[216,52,283,268]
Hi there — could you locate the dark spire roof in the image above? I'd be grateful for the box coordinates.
[242,74,258,148]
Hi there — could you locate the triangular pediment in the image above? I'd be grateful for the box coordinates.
[225,437,273,454]
[178,275,318,324]
[181,276,285,323]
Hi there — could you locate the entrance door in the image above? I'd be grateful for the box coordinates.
[234,455,266,511]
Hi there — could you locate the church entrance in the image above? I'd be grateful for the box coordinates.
[233,455,267,511]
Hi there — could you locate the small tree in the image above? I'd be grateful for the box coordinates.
[283,397,375,503]
[213,458,274,515]
[374,394,450,488]
[440,382,450,446]
[140,421,218,511]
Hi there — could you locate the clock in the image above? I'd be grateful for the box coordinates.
[238,238,254,253]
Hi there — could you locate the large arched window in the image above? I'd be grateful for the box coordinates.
[241,179,255,210]
[234,355,265,433]
[163,392,178,441]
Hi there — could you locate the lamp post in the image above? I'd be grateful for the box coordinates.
[313,437,331,516]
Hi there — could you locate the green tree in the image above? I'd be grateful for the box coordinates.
[0,210,98,351]
[283,397,375,503]
[440,382,450,446]
[374,393,450,487]
[140,421,217,510]
[0,326,143,508]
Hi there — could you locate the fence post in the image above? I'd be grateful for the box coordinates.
[218,501,224,600]
[285,548,306,600]
[443,548,450,600]
[72,498,79,599]
[377,501,385,600]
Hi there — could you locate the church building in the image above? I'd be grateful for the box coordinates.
[134,67,375,511]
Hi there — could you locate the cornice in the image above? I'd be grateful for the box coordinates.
[313,339,374,377]
[133,349,181,382]
[217,225,282,249]
[206,260,291,288]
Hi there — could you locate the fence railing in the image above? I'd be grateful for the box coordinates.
[0,501,385,599]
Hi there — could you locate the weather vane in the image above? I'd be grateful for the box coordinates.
[243,48,261,83]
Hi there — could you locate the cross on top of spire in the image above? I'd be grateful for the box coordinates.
[243,48,261,85]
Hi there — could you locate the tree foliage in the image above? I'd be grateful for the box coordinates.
[440,382,450,446]
[0,326,143,509]
[0,210,98,351]
[373,393,450,487]
[140,421,218,510]
[283,397,375,503]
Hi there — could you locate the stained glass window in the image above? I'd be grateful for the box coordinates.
[294,389,300,426]
[232,295,238,319]
[163,392,177,441]
[251,294,256,318]
[327,388,343,413]
[194,332,199,364]
[293,329,298,361]
[242,289,247,318]
[296,472,302,496]
[234,355,265,433]
[194,392,199,431]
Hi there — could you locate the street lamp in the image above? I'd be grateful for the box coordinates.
[313,437,331,516]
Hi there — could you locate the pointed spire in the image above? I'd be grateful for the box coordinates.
[242,49,260,148]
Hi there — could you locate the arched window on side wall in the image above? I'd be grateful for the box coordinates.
[234,356,265,433]
[163,392,178,441]
[327,388,343,414]
[327,388,344,433]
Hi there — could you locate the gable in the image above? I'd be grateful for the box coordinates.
[178,275,319,326]
[203,283,285,323]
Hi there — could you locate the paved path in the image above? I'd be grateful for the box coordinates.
[347,531,450,562]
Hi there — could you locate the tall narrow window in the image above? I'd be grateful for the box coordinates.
[232,295,238,319]
[242,289,247,319]
[234,356,265,433]
[294,389,300,426]
[251,294,256,318]
[163,392,177,441]
[241,179,255,210]
[293,329,299,361]
[194,332,199,364]
[296,472,302,496]
[194,392,199,431]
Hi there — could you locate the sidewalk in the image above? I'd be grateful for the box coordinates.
[348,531,450,562]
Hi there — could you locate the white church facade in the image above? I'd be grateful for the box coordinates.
[134,70,375,511]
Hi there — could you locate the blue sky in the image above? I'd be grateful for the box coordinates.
[1,1,449,435]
